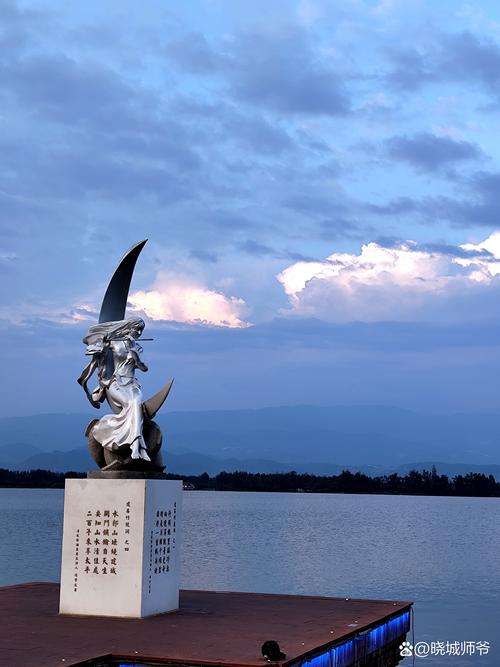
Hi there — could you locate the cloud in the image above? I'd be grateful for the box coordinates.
[237,239,321,263]
[128,273,249,328]
[386,30,500,96]
[366,169,500,228]
[167,26,351,116]
[0,0,48,52]
[189,249,219,264]
[0,50,205,207]
[277,233,500,322]
[227,28,351,115]
[0,300,97,327]
[0,251,18,262]
[166,32,220,74]
[386,46,436,91]
[0,270,250,330]
[222,112,294,154]
[238,240,275,256]
[386,132,482,172]
[366,196,419,217]
[432,171,500,227]
[440,31,500,92]
[0,53,133,126]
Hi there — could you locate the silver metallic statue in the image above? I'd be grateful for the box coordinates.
[78,240,173,472]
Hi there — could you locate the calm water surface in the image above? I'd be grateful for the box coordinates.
[0,489,498,666]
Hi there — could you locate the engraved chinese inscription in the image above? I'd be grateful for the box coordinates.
[73,528,80,592]
[83,509,120,575]
[148,501,177,593]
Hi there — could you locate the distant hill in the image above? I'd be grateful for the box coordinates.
[1,405,500,474]
[14,447,309,476]
[0,442,41,468]
[6,446,500,481]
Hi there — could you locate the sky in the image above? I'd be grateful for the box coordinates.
[3,0,500,416]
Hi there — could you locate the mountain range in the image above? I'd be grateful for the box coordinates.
[1,405,500,478]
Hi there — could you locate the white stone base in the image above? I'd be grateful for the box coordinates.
[59,478,182,618]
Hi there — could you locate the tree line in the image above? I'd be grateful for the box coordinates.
[1,466,500,497]
[0,468,85,487]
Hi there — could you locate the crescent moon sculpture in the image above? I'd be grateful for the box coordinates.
[99,239,147,323]
[77,240,174,475]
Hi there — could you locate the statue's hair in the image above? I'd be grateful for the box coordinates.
[83,317,144,346]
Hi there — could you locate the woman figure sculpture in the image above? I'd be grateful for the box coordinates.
[78,317,152,463]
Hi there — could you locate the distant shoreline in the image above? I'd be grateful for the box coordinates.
[1,467,500,497]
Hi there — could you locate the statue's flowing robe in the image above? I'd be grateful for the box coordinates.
[92,339,146,452]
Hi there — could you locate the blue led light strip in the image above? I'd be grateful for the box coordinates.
[291,610,411,667]
[117,610,410,667]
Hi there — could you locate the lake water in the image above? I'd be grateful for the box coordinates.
[0,489,498,666]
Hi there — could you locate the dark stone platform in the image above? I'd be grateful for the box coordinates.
[87,471,167,479]
[0,582,411,667]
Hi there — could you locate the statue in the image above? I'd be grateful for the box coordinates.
[78,240,173,473]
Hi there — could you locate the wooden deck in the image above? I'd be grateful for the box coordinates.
[0,583,411,667]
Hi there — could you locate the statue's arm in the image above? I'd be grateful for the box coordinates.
[127,339,148,372]
[131,349,148,372]
[77,356,102,408]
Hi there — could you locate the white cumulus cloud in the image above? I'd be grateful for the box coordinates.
[128,273,249,328]
[277,232,500,322]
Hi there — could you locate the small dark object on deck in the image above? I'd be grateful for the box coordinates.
[262,640,286,661]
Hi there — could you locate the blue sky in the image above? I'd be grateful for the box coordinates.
[3,0,500,416]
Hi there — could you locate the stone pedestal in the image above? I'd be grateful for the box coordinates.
[59,478,182,618]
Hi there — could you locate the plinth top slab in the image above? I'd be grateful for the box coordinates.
[0,582,411,667]
[86,470,168,479]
